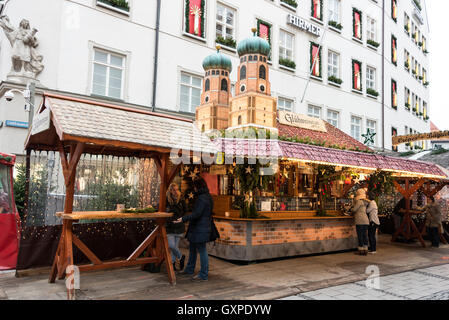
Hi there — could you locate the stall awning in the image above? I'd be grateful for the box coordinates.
[26,94,219,156]
[216,138,448,179]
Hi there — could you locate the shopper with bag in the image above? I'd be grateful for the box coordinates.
[352,189,370,256]
[366,191,380,254]
[424,196,442,248]
[174,177,214,281]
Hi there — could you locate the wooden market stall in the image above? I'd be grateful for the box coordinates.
[196,138,449,261]
[24,93,218,288]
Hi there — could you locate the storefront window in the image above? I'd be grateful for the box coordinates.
[0,165,13,214]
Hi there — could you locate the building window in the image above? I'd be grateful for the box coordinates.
[328,0,340,24]
[279,30,294,62]
[352,60,362,91]
[353,8,362,41]
[240,66,246,80]
[180,72,202,113]
[367,17,377,43]
[366,66,376,90]
[216,3,236,45]
[391,79,398,109]
[278,97,293,112]
[310,42,322,78]
[327,51,339,78]
[221,79,228,92]
[311,0,323,21]
[308,105,321,118]
[366,120,377,146]
[184,0,206,39]
[404,13,410,35]
[327,110,339,128]
[205,79,210,91]
[92,49,125,99]
[404,50,410,70]
[405,87,411,110]
[391,0,398,22]
[392,127,398,152]
[259,65,266,80]
[351,116,362,142]
[391,35,397,66]
[257,19,272,59]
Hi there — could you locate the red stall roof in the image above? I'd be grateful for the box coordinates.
[0,153,15,166]
[215,139,448,179]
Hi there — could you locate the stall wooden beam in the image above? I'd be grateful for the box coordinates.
[391,178,426,247]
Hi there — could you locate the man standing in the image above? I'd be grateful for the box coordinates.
[425,196,443,248]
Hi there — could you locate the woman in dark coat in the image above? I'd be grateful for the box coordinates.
[165,183,186,272]
[175,177,213,281]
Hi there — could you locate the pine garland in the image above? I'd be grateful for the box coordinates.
[352,7,362,40]
[185,0,189,34]
[200,0,205,38]
[310,42,322,78]
[0,155,12,163]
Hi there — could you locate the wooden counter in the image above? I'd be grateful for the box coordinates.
[56,211,172,220]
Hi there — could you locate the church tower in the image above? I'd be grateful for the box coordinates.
[228,28,277,131]
[195,46,232,132]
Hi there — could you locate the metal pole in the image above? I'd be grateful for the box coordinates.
[381,0,385,151]
[300,29,327,104]
[151,0,161,112]
[23,82,35,227]
[28,82,35,126]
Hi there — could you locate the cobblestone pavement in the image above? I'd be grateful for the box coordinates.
[281,264,449,300]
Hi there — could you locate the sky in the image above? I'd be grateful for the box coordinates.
[426,1,449,130]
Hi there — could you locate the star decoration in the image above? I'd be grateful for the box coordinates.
[189,171,198,179]
[245,166,253,174]
[188,192,194,199]
[362,128,376,146]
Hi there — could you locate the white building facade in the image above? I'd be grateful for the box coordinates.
[0,0,430,158]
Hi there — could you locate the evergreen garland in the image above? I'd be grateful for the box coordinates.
[352,59,362,91]
[352,7,362,40]
[200,0,205,38]
[185,0,190,34]
[0,155,12,163]
[310,42,322,78]
[366,170,394,203]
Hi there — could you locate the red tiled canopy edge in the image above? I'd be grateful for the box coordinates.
[214,138,448,179]
[278,121,371,152]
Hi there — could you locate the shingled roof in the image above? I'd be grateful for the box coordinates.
[215,138,448,178]
[26,94,219,156]
[277,121,371,152]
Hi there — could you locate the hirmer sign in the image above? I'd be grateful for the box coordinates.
[287,14,322,37]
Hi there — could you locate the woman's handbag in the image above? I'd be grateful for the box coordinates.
[209,217,220,242]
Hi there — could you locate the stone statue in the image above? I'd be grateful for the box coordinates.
[0,15,44,82]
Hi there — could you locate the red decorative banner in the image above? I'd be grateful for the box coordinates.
[353,60,361,91]
[186,0,203,37]
[312,0,322,20]
[392,80,398,109]
[258,23,269,42]
[311,44,320,77]
[353,10,361,39]
[392,0,398,21]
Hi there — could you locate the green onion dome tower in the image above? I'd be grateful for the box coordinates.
[196,45,233,132]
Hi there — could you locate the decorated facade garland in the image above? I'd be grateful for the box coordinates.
[391,0,398,22]
[310,42,322,78]
[184,0,206,38]
[391,79,398,109]
[352,7,362,40]
[257,19,272,60]
[0,154,12,163]
[391,35,397,66]
[352,59,362,91]
[311,0,323,21]
[366,170,394,203]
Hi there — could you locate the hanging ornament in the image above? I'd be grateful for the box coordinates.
[245,166,253,174]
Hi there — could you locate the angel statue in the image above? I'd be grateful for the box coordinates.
[0,15,44,80]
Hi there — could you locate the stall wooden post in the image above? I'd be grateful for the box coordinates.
[392,178,427,247]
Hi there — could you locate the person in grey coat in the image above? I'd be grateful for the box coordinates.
[352,188,370,255]
[424,196,443,248]
[366,192,380,254]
